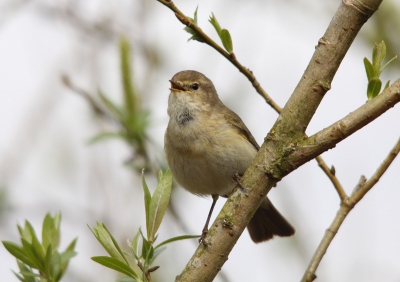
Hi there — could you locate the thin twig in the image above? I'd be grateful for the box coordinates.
[315,156,348,202]
[302,137,400,282]
[157,0,281,113]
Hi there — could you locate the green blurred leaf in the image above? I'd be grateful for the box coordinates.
[372,41,386,73]
[154,234,201,250]
[51,250,61,280]
[116,277,139,282]
[208,13,222,37]
[384,80,391,90]
[3,241,33,267]
[367,77,382,100]
[221,29,233,53]
[363,57,374,81]
[88,132,129,144]
[21,239,42,270]
[42,213,60,251]
[16,261,37,282]
[99,90,126,122]
[91,256,141,280]
[148,170,172,242]
[120,36,137,117]
[142,170,152,239]
[18,222,32,243]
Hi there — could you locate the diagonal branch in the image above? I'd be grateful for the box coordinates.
[302,137,400,282]
[175,0,386,281]
[157,0,281,112]
[158,0,348,205]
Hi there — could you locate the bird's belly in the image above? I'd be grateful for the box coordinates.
[166,131,256,196]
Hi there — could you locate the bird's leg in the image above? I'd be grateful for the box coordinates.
[199,194,219,244]
[233,173,248,196]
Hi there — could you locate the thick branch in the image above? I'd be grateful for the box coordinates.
[288,79,400,171]
[176,0,385,281]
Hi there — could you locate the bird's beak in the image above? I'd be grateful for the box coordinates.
[169,80,186,92]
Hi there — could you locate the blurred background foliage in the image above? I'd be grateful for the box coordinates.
[0,0,399,281]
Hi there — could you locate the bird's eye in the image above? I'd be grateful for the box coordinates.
[191,83,199,90]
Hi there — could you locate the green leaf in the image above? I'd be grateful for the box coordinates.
[120,36,137,117]
[42,213,60,251]
[154,234,201,250]
[142,170,152,238]
[363,57,374,81]
[116,277,139,282]
[367,77,382,100]
[221,29,233,53]
[372,41,386,73]
[148,170,172,242]
[44,244,53,279]
[59,238,77,280]
[16,261,37,282]
[209,13,222,37]
[51,250,62,280]
[91,256,141,280]
[88,132,129,144]
[131,229,141,260]
[141,235,154,262]
[2,241,33,267]
[384,80,390,91]
[98,89,126,122]
[18,221,32,243]
[21,239,42,270]
[184,6,203,42]
[90,222,126,263]
[381,55,397,72]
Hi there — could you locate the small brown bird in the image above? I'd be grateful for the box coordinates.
[164,70,295,243]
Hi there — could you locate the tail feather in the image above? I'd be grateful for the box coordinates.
[247,198,295,243]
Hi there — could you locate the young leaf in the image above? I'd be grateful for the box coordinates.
[184,6,203,42]
[116,277,139,282]
[363,57,374,81]
[372,41,386,73]
[88,132,129,144]
[131,229,141,260]
[91,256,141,280]
[98,90,126,122]
[2,241,33,267]
[221,29,233,53]
[384,80,391,91]
[367,77,382,100]
[154,234,201,250]
[142,170,152,238]
[120,36,137,117]
[148,170,172,242]
[42,213,60,251]
[209,13,222,37]
[90,222,126,263]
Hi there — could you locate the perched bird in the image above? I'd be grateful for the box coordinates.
[164,70,295,243]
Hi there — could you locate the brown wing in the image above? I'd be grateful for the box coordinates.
[222,108,260,151]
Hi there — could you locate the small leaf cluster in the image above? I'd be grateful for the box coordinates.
[90,170,199,282]
[183,7,234,54]
[2,213,77,282]
[209,13,233,54]
[364,41,397,100]
[92,37,150,168]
